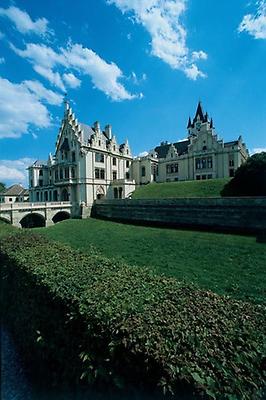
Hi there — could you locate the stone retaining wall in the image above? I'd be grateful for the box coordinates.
[92,197,266,234]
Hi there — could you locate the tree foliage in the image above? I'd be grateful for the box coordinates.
[221,152,266,196]
[0,182,6,192]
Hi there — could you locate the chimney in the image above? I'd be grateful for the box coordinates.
[105,124,112,139]
[94,121,100,133]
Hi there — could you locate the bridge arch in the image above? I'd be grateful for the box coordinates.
[52,211,70,224]
[20,213,46,229]
[0,216,11,224]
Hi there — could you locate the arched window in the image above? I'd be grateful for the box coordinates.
[114,188,118,199]
[118,187,123,199]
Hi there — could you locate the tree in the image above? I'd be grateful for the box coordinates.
[221,152,266,196]
[0,182,6,192]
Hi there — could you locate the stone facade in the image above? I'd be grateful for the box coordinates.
[132,102,249,185]
[28,101,135,211]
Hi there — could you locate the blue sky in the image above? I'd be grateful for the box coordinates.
[0,0,266,186]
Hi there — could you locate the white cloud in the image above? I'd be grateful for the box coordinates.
[33,65,66,90]
[11,41,139,100]
[10,42,66,90]
[63,72,81,88]
[251,147,266,154]
[138,151,148,157]
[22,80,63,105]
[0,158,35,185]
[0,57,5,64]
[0,77,51,138]
[107,0,207,80]
[239,0,266,39]
[0,5,52,37]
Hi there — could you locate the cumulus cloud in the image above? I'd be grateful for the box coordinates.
[107,0,207,80]
[22,80,63,105]
[0,158,35,185]
[0,5,52,37]
[63,72,81,88]
[0,77,51,138]
[10,41,139,100]
[251,147,266,154]
[239,0,266,39]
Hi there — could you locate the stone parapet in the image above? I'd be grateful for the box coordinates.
[92,197,266,234]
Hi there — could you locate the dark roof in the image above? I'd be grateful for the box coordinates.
[155,140,190,159]
[193,101,205,124]
[80,123,94,143]
[224,140,238,147]
[2,184,27,196]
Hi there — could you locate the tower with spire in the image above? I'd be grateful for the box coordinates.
[187,101,214,138]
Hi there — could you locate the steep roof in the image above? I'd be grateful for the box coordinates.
[2,184,27,196]
[193,101,205,123]
[155,140,190,159]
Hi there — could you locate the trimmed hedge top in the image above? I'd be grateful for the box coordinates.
[1,232,265,399]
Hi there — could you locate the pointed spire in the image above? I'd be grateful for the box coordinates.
[187,116,192,129]
[204,112,208,122]
[210,118,213,129]
[193,101,204,123]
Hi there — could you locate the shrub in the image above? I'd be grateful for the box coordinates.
[221,152,266,196]
[1,232,265,399]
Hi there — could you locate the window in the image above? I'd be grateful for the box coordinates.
[36,192,39,201]
[126,172,130,179]
[207,174,212,179]
[95,152,104,163]
[202,175,207,180]
[113,157,117,166]
[39,170,43,176]
[114,188,118,199]
[60,168,63,179]
[196,157,212,170]
[71,167,75,178]
[72,151,76,162]
[39,180,43,187]
[141,166,146,177]
[229,159,234,167]
[126,160,130,168]
[202,145,207,151]
[113,145,116,151]
[55,170,58,181]
[196,175,200,180]
[95,168,105,179]
[98,140,101,146]
[65,168,69,179]
[30,179,33,187]
[113,171,117,180]
[166,163,178,174]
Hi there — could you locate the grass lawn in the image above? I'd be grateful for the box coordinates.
[38,218,266,304]
[132,178,230,199]
[0,220,17,238]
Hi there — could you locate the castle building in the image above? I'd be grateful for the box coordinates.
[28,101,135,213]
[133,102,249,184]
[28,101,249,209]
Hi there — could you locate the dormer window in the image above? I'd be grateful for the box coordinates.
[98,140,101,146]
[202,146,207,151]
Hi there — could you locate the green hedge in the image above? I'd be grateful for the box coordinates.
[1,232,265,399]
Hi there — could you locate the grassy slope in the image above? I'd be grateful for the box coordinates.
[38,218,266,304]
[132,178,230,199]
[0,220,17,238]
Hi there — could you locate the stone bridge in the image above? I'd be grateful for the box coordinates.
[0,202,73,228]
